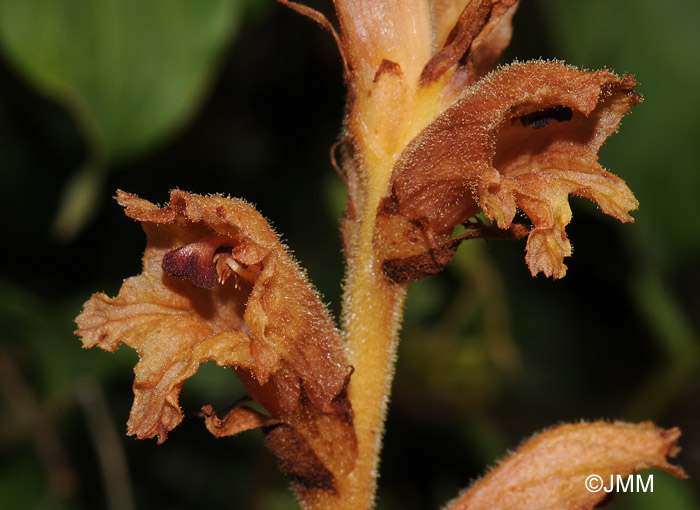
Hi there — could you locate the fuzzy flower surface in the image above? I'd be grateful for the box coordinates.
[73,2,661,509]
[314,0,641,280]
[76,190,356,494]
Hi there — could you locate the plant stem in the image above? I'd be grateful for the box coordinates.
[342,252,407,509]
[333,158,409,509]
[309,49,447,509]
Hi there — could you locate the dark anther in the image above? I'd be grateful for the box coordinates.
[518,106,573,129]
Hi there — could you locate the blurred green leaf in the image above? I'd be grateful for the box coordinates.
[0,0,246,238]
[539,0,700,262]
[50,159,105,240]
[0,456,46,510]
[0,0,244,160]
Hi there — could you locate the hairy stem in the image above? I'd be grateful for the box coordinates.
[335,146,410,508]
[341,235,407,509]
[298,168,407,509]
[318,78,445,509]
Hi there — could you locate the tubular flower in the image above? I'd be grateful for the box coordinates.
[378,61,641,280]
[76,190,356,494]
[445,421,686,510]
[73,1,658,509]
[290,0,640,281]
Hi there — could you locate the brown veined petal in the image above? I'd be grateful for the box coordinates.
[444,421,686,510]
[378,61,641,280]
[432,0,473,48]
[513,167,638,278]
[76,190,351,445]
[78,286,254,442]
[468,0,519,80]
[422,0,519,90]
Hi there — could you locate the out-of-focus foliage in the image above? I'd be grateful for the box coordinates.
[0,1,698,509]
[0,0,243,160]
[0,0,245,238]
[541,0,700,263]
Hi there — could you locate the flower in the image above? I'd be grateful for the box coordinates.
[75,190,355,492]
[74,2,658,508]
[378,61,641,280]
[287,0,640,280]
[445,421,686,510]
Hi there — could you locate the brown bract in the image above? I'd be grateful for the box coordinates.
[378,61,641,280]
[75,190,355,493]
[445,421,686,510]
[420,0,518,86]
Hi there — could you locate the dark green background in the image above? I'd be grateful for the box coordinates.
[1,1,698,509]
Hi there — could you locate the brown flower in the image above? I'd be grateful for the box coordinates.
[74,2,659,508]
[76,190,355,493]
[445,421,686,510]
[378,61,641,280]
[287,0,640,281]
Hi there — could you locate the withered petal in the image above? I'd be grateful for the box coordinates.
[382,61,640,279]
[422,0,519,87]
[382,222,529,283]
[432,0,473,48]
[265,423,336,492]
[78,278,255,443]
[202,404,281,437]
[468,0,519,80]
[420,0,493,85]
[202,402,343,492]
[444,421,686,510]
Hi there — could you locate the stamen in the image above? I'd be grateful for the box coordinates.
[225,258,261,283]
[213,251,261,286]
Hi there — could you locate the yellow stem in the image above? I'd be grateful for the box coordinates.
[342,242,407,509]
[299,62,447,510]
[335,154,409,509]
